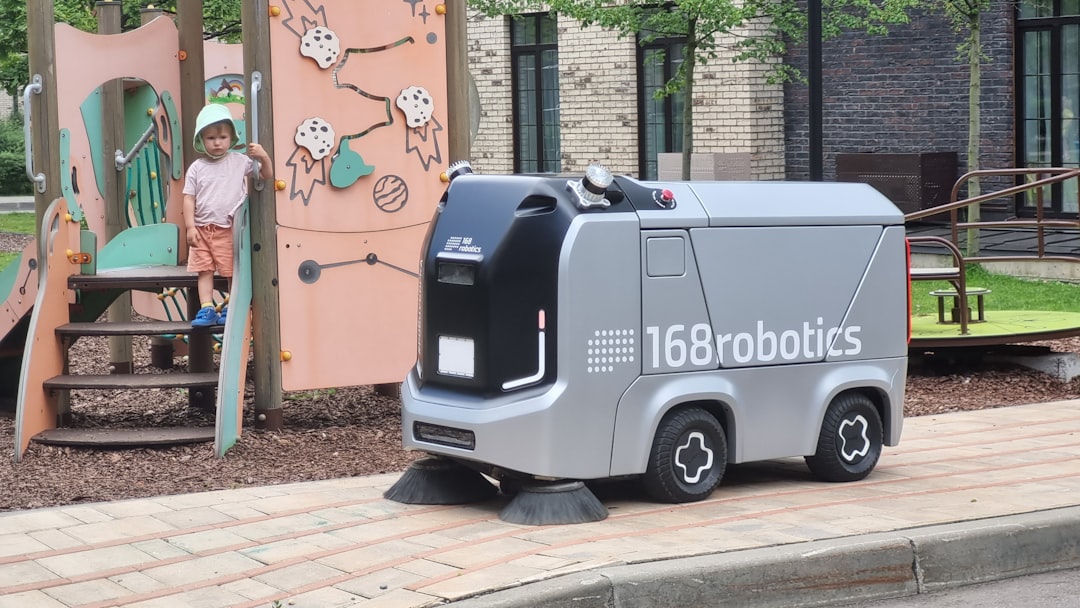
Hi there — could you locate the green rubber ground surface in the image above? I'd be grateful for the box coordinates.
[911,310,1080,342]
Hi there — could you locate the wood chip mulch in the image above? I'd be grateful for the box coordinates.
[2,230,1080,511]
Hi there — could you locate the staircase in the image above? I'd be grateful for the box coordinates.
[34,266,226,446]
[13,199,252,461]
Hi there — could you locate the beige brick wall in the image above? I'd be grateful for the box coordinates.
[467,12,513,174]
[0,91,16,119]
[556,22,638,175]
[465,11,786,180]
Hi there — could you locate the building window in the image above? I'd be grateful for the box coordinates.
[511,13,560,173]
[1017,1,1079,214]
[637,35,686,180]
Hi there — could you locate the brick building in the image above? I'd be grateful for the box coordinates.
[464,3,1079,217]
[466,11,786,181]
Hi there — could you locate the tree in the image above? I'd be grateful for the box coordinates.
[936,0,990,257]
[0,1,242,99]
[470,0,917,180]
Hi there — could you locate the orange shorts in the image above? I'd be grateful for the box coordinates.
[186,224,234,277]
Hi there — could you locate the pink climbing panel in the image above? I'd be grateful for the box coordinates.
[268,1,448,390]
[15,200,81,459]
[53,18,184,243]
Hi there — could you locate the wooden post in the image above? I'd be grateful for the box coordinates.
[97,1,134,375]
[243,0,284,430]
[177,2,214,409]
[445,0,471,162]
[141,6,175,371]
[26,1,62,239]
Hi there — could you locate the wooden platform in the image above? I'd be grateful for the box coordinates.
[43,372,218,390]
[68,265,228,291]
[32,426,215,447]
[56,321,206,337]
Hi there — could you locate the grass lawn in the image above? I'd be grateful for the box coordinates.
[0,212,35,235]
[0,212,34,272]
[911,265,1080,316]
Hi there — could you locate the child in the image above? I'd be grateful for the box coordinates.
[183,104,272,327]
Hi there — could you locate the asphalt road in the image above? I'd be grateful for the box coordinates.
[840,567,1080,607]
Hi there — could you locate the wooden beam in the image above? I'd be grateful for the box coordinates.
[445,0,471,162]
[177,1,213,409]
[243,0,283,429]
[26,0,61,241]
[142,5,174,371]
[96,0,133,374]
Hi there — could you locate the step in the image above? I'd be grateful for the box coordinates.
[31,426,215,447]
[69,265,228,291]
[43,372,218,391]
[56,321,214,338]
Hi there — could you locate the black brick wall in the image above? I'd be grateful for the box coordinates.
[784,5,1014,191]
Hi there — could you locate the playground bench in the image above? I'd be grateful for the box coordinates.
[929,287,990,325]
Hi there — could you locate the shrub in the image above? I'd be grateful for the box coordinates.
[0,115,31,195]
[0,113,22,154]
[0,150,31,195]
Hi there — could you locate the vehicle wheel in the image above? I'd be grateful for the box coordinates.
[805,393,883,482]
[643,407,727,503]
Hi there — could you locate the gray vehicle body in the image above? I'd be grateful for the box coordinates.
[402,177,908,481]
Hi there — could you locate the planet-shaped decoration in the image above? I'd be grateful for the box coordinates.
[372,175,408,213]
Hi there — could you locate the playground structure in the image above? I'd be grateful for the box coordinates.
[907,167,1080,347]
[3,0,465,460]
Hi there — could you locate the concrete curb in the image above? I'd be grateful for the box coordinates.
[448,506,1080,607]
[0,196,34,214]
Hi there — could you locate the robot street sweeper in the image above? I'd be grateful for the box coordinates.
[386,162,910,525]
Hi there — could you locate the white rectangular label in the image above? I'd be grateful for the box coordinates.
[438,336,475,378]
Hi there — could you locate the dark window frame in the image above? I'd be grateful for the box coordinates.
[1016,0,1080,215]
[510,13,561,173]
[636,34,686,180]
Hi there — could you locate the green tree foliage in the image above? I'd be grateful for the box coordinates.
[0,1,241,99]
[470,0,917,178]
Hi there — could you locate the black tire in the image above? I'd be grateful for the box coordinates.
[643,407,727,503]
[805,393,883,482]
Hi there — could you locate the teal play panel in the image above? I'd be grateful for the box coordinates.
[96,223,179,270]
[214,202,251,456]
[0,252,23,302]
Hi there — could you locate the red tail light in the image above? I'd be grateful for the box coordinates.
[905,238,912,344]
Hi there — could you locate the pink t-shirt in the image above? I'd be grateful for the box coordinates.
[183,152,255,228]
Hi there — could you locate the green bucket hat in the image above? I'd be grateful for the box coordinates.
[193,103,239,155]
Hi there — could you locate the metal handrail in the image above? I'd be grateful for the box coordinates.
[906,168,1080,223]
[249,71,263,192]
[907,235,970,335]
[22,74,45,193]
[906,167,1080,262]
[114,120,157,171]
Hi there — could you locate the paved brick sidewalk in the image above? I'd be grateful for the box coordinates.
[3,400,1080,607]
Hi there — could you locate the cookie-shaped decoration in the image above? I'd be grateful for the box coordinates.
[396,86,434,128]
[295,117,336,160]
[300,26,341,69]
